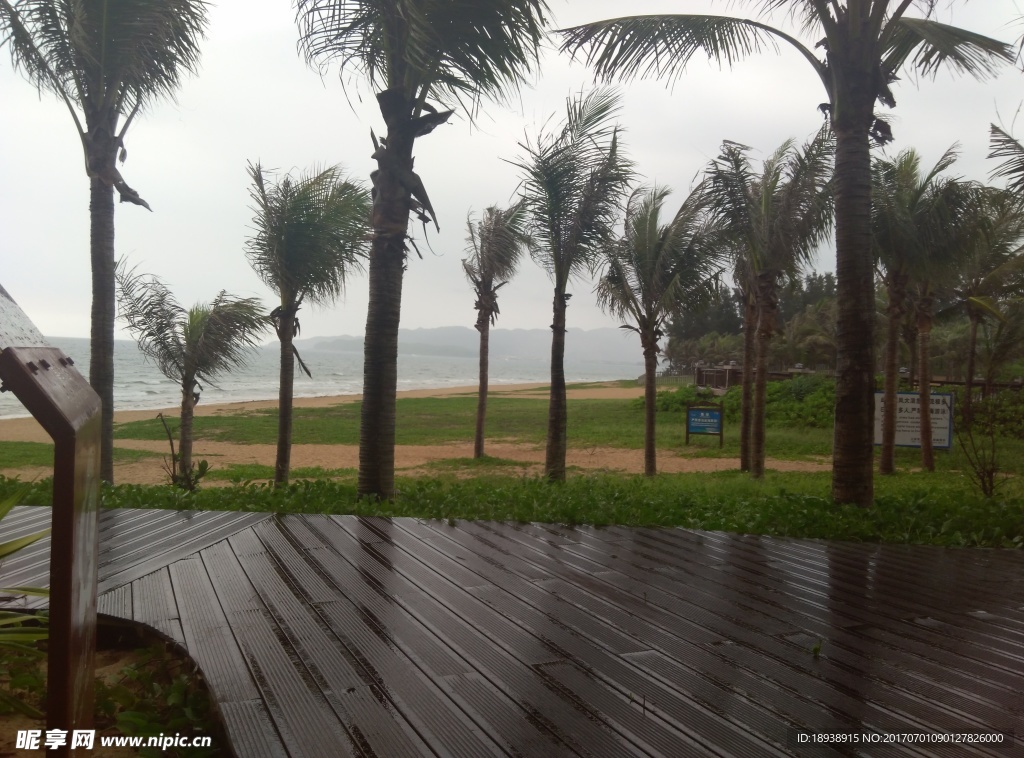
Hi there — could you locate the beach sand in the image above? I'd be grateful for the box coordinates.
[0,382,827,483]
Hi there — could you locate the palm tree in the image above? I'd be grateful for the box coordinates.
[295,0,548,501]
[0,0,209,483]
[245,163,371,487]
[871,147,975,473]
[514,89,633,482]
[462,203,532,459]
[116,266,267,488]
[703,130,834,478]
[595,185,725,476]
[559,2,1012,506]
[949,195,1024,421]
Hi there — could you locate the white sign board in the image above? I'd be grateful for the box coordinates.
[873,392,954,450]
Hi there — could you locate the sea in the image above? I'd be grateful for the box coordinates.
[0,336,644,420]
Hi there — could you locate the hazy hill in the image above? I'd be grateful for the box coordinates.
[299,326,641,363]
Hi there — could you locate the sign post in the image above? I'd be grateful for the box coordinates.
[686,402,724,448]
[0,284,100,753]
[873,391,954,449]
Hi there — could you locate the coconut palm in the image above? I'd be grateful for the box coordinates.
[703,129,834,479]
[935,187,1024,426]
[295,0,548,500]
[245,163,371,487]
[0,0,209,483]
[116,266,267,489]
[462,203,532,459]
[514,89,633,482]
[595,185,726,476]
[871,147,975,473]
[559,2,1012,505]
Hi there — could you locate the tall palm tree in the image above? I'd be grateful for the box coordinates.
[245,163,371,487]
[116,266,267,488]
[462,202,532,459]
[871,147,975,473]
[295,0,548,501]
[941,188,1024,422]
[595,185,726,476]
[703,129,834,478]
[559,1,1012,506]
[514,89,633,482]
[1,0,209,484]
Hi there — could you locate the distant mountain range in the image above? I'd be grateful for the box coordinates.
[297,326,643,363]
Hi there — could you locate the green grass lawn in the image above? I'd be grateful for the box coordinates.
[0,441,158,468]
[4,386,1018,549]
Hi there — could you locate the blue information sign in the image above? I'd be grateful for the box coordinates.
[687,408,722,435]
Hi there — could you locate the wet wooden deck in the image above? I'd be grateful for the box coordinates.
[2,505,1023,756]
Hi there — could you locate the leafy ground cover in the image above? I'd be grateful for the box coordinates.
[2,468,1020,548]
[0,623,222,757]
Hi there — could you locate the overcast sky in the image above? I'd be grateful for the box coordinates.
[1,0,1021,342]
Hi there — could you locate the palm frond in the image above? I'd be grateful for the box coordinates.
[703,127,833,279]
[186,293,267,386]
[296,0,547,111]
[989,124,1024,196]
[3,0,208,126]
[882,17,1013,80]
[514,89,634,290]
[595,184,727,340]
[558,13,823,87]
[246,162,371,309]
[463,202,532,286]
[115,263,187,382]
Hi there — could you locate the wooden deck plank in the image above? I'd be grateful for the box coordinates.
[464,521,1017,745]
[132,568,185,646]
[394,519,798,757]
[4,508,1023,757]
[302,515,638,757]
[225,526,433,758]
[332,517,789,758]
[169,555,290,758]
[562,526,1024,706]
[251,518,508,758]
[197,540,359,758]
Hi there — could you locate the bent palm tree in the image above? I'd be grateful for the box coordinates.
[296,0,548,500]
[515,89,633,481]
[116,266,267,488]
[246,163,371,487]
[462,203,532,459]
[1,0,209,483]
[560,1,1012,505]
[703,129,834,478]
[596,185,726,476]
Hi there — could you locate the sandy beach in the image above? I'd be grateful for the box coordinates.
[0,382,827,483]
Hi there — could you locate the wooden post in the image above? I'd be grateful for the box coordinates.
[0,285,100,754]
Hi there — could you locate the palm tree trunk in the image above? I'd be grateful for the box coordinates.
[903,313,918,389]
[740,292,756,472]
[358,97,416,500]
[880,273,907,475]
[964,312,980,427]
[642,333,658,477]
[751,274,776,480]
[545,290,568,482]
[831,114,876,507]
[474,317,491,459]
[178,382,196,484]
[274,313,296,487]
[88,172,116,484]
[917,295,935,472]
